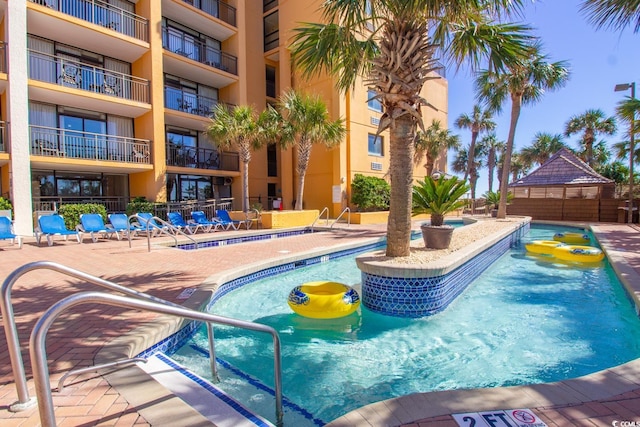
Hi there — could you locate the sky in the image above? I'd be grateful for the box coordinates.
[445,0,639,196]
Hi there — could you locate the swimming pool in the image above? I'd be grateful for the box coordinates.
[169,224,640,426]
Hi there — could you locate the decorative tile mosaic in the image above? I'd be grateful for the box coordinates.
[362,222,530,317]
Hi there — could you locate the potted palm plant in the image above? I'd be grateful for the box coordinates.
[483,190,514,217]
[412,175,470,249]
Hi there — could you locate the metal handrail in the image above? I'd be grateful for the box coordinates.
[129,213,199,252]
[310,207,329,232]
[30,291,283,427]
[0,261,211,412]
[331,207,351,229]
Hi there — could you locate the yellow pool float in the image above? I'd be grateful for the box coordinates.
[525,240,565,255]
[288,281,360,319]
[552,245,604,263]
[553,232,590,244]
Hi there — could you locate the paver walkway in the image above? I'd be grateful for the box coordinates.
[1,221,639,426]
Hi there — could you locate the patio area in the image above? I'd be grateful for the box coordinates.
[0,221,639,426]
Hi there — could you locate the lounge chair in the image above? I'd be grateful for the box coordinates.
[36,214,81,246]
[215,209,250,230]
[136,212,172,236]
[191,211,223,232]
[167,212,202,235]
[79,213,119,242]
[108,213,145,239]
[0,217,22,248]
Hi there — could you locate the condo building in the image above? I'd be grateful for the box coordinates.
[1,0,448,236]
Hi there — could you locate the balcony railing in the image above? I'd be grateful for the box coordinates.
[163,27,238,75]
[166,143,239,171]
[0,122,6,153]
[33,196,128,213]
[164,87,219,118]
[28,50,150,103]
[182,0,236,27]
[30,0,149,42]
[30,125,152,164]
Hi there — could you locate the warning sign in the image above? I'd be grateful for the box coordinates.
[453,408,547,427]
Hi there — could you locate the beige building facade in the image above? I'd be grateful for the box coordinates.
[0,0,448,236]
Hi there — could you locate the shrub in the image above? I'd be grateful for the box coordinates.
[57,204,108,230]
[350,174,390,212]
[126,196,155,217]
[0,197,13,218]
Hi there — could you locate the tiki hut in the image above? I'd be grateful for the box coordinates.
[507,148,617,222]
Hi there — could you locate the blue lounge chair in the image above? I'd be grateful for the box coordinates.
[215,209,250,230]
[79,213,119,242]
[0,216,22,249]
[167,212,202,235]
[108,213,145,239]
[36,214,81,246]
[191,211,223,232]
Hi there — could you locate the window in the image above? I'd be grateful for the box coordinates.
[368,133,383,156]
[367,90,383,112]
[264,11,279,52]
[266,65,276,98]
[267,143,278,176]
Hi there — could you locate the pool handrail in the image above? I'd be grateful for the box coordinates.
[29,291,283,427]
[310,206,330,232]
[331,207,351,229]
[129,213,199,251]
[0,261,280,421]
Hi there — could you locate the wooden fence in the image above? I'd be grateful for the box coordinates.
[507,198,632,223]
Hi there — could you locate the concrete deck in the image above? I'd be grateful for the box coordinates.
[1,220,639,426]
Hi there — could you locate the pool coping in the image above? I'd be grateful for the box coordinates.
[95,220,640,427]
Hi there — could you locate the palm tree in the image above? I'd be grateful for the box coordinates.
[452,144,484,199]
[454,105,496,184]
[414,119,460,178]
[580,0,640,33]
[478,133,505,193]
[520,132,567,166]
[273,90,346,211]
[476,44,570,218]
[206,104,264,212]
[564,109,616,167]
[290,1,533,257]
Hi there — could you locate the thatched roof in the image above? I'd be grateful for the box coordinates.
[509,148,614,187]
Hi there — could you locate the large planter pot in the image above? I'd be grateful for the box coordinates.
[420,224,454,249]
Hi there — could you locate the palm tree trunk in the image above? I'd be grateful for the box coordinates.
[464,130,478,182]
[487,150,495,192]
[242,160,250,212]
[295,139,312,210]
[386,116,415,257]
[497,94,522,219]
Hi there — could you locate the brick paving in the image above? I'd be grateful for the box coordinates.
[1,221,640,426]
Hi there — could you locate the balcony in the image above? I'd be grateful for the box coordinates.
[166,143,239,171]
[163,27,237,75]
[162,0,236,42]
[0,122,6,153]
[182,0,236,27]
[29,0,148,42]
[30,125,152,166]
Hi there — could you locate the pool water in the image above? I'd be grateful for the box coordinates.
[170,224,640,425]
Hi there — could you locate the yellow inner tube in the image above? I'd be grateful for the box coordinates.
[553,232,590,244]
[288,281,360,319]
[552,245,604,263]
[525,240,564,255]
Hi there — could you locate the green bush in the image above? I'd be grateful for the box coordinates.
[350,174,390,212]
[0,197,13,218]
[57,204,108,230]
[125,196,156,217]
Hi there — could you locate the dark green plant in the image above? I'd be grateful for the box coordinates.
[350,174,390,212]
[126,196,155,217]
[57,204,108,230]
[483,190,514,209]
[0,197,13,218]
[412,176,470,226]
